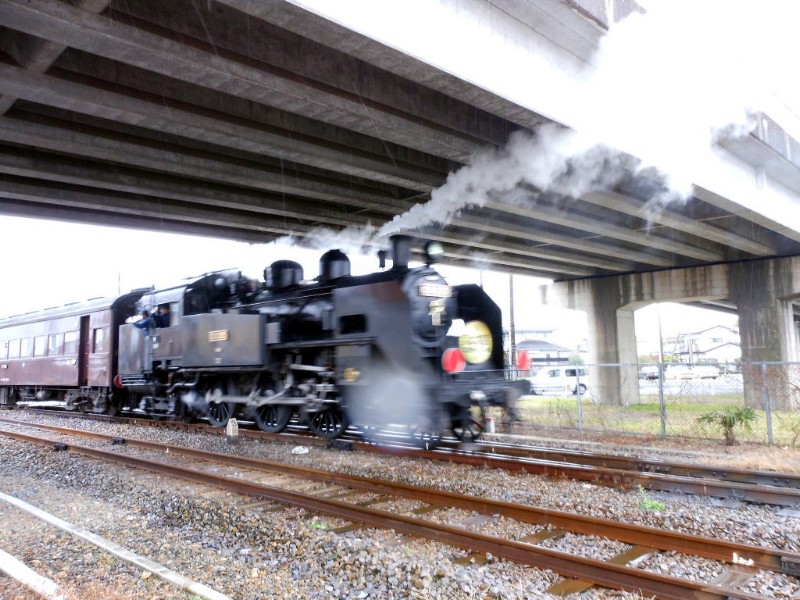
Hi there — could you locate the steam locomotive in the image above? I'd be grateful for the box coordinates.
[0,236,526,446]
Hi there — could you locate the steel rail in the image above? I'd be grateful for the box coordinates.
[2,419,798,577]
[464,440,800,489]
[0,427,771,600]
[12,411,800,505]
[362,443,800,507]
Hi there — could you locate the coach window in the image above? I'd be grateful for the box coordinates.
[34,336,47,357]
[93,328,106,353]
[7,340,19,359]
[48,333,64,356]
[63,331,79,355]
[0,341,7,360]
[19,338,32,358]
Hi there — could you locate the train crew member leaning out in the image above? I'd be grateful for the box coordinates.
[153,305,170,327]
[133,310,155,329]
[133,305,169,329]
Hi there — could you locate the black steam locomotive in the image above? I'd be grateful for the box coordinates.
[2,237,525,446]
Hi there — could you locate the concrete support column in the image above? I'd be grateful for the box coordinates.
[729,260,800,410]
[586,279,641,406]
[545,277,641,406]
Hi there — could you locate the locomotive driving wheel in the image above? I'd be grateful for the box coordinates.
[451,415,484,443]
[409,406,446,450]
[304,405,348,439]
[207,401,234,427]
[254,404,292,433]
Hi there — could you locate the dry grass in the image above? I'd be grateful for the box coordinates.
[500,416,800,472]
[60,580,190,600]
[60,582,156,600]
[695,447,800,472]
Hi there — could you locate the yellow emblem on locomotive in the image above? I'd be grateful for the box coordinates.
[343,367,361,382]
[458,320,493,364]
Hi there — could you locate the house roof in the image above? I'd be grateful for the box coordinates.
[685,325,738,336]
[517,339,573,353]
[678,341,740,355]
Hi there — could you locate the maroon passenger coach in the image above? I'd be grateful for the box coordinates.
[0,290,145,412]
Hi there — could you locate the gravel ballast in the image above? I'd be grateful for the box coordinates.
[0,411,797,599]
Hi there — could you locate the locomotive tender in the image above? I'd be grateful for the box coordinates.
[1,236,525,446]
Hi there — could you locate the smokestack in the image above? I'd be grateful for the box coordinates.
[391,235,411,270]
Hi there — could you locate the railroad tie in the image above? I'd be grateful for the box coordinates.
[709,564,757,589]
[238,499,277,510]
[409,504,446,516]
[332,501,445,534]
[455,527,568,566]
[331,495,395,533]
[545,545,656,596]
[319,490,363,502]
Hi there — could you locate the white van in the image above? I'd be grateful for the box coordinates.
[526,366,588,396]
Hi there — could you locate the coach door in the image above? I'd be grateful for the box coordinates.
[78,315,90,387]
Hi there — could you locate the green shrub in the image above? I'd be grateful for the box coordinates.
[697,406,757,445]
[637,485,666,511]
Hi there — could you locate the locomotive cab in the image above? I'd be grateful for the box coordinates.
[117,270,261,417]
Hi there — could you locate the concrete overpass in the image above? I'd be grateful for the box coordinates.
[1,0,799,276]
[1,0,800,405]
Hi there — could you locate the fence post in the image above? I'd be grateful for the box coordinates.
[576,368,583,431]
[760,362,774,446]
[658,362,666,437]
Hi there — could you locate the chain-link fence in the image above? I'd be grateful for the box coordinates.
[508,362,800,446]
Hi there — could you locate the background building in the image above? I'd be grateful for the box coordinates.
[672,325,741,365]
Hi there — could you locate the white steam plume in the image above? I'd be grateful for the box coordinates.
[274,224,378,256]
[380,125,637,236]
[574,0,799,190]
[382,0,800,236]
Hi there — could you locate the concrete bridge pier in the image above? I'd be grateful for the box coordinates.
[539,257,800,410]
[540,277,644,406]
[729,260,800,410]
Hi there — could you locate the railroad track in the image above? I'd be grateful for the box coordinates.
[0,489,231,600]
[0,418,797,600]
[16,408,800,507]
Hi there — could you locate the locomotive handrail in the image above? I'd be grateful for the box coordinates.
[270,336,377,350]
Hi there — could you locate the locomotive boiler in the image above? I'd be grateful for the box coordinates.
[117,236,525,445]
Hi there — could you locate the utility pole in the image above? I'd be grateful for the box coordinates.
[509,274,516,378]
[657,303,664,364]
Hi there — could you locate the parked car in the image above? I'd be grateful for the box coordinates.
[526,366,588,395]
[639,366,659,380]
[665,365,719,380]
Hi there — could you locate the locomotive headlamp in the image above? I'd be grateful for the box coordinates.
[424,241,445,264]
[458,320,493,364]
[442,348,466,373]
